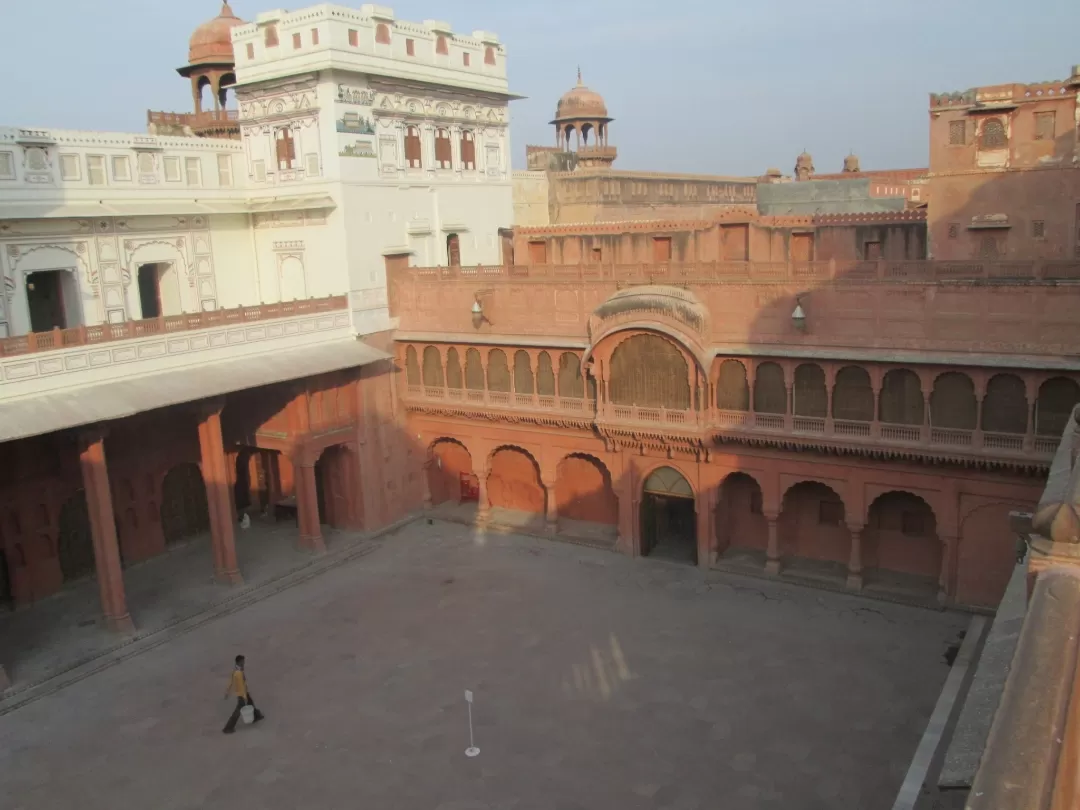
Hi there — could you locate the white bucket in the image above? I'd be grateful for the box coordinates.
[241,705,255,725]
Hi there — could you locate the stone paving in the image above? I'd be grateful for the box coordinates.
[0,520,967,810]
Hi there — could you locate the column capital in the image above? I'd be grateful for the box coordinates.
[77,424,110,451]
[194,397,226,419]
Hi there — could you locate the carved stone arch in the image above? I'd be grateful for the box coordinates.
[9,244,94,334]
[125,239,197,316]
[601,330,696,410]
[639,461,697,498]
[555,453,618,525]
[588,327,707,384]
[404,97,424,115]
[487,445,545,515]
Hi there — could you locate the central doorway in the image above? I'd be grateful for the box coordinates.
[641,467,697,565]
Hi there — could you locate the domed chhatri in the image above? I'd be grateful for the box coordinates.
[550,69,617,169]
[794,150,815,181]
[553,69,610,122]
[188,2,246,66]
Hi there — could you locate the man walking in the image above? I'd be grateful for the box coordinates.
[223,654,265,733]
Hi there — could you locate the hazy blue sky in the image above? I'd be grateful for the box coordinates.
[2,0,1075,174]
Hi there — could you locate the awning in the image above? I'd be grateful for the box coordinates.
[0,338,389,443]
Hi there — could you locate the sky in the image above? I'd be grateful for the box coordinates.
[1,0,1076,175]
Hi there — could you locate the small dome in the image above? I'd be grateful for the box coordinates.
[843,153,861,172]
[796,150,814,166]
[189,2,245,65]
[553,70,610,121]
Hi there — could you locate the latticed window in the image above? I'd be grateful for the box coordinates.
[879,369,924,425]
[1036,377,1080,436]
[460,131,476,170]
[434,128,452,169]
[487,349,511,392]
[446,348,463,389]
[275,127,297,170]
[978,234,1001,259]
[1033,220,1045,239]
[947,223,959,240]
[422,346,444,388]
[405,346,420,386]
[753,363,787,415]
[558,353,584,399]
[949,120,966,145]
[514,351,534,394]
[465,349,484,390]
[832,366,874,421]
[536,352,555,396]
[715,360,749,411]
[1034,111,1055,141]
[609,335,690,410]
[405,126,423,168]
[980,118,1007,150]
[793,364,827,417]
[930,372,977,429]
[982,374,1027,434]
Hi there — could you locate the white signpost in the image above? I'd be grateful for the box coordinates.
[464,690,479,757]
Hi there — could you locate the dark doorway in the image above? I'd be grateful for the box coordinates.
[138,264,163,319]
[315,452,329,527]
[640,467,697,564]
[447,233,461,267]
[0,546,10,609]
[58,490,95,582]
[234,450,268,514]
[26,270,68,332]
[160,463,211,546]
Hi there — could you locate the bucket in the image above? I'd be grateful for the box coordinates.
[241,705,255,725]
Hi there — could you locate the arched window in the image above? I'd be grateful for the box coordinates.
[715,360,749,411]
[446,347,463,389]
[982,374,1027,434]
[446,233,461,267]
[405,346,420,386]
[264,25,279,47]
[981,118,1007,150]
[558,353,584,399]
[793,364,827,418]
[1036,377,1080,436]
[487,349,511,392]
[436,35,448,55]
[422,346,444,388]
[609,335,690,410]
[514,351,534,394]
[435,128,452,169]
[460,131,476,171]
[753,362,786,415]
[375,23,391,44]
[465,348,484,390]
[536,352,555,396]
[832,366,874,421]
[930,372,977,429]
[880,369,923,425]
[405,126,422,168]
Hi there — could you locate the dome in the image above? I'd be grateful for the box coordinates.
[188,2,245,65]
[796,150,814,167]
[842,153,861,173]
[553,70,610,122]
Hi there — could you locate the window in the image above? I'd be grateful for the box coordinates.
[1035,111,1056,141]
[947,223,959,239]
[460,130,476,170]
[348,28,358,47]
[275,127,297,170]
[59,154,80,181]
[591,247,602,264]
[245,43,255,60]
[375,23,391,44]
[87,155,106,186]
[185,157,202,186]
[978,233,1001,259]
[863,241,882,260]
[264,25,278,47]
[304,153,320,176]
[26,270,76,332]
[485,144,501,175]
[404,126,423,168]
[137,152,155,176]
[447,233,461,267]
[528,240,547,264]
[163,156,181,182]
[818,500,844,526]
[1033,220,1046,239]
[252,159,267,183]
[434,128,452,169]
[484,46,496,65]
[293,32,302,49]
[217,154,233,187]
[406,38,415,56]
[911,187,921,201]
[0,151,14,179]
[948,120,966,145]
[436,35,448,55]
[981,118,1007,150]
[463,52,471,67]
[652,236,672,262]
[111,155,131,181]
[311,28,319,45]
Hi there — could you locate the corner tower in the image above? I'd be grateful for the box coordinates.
[551,69,617,169]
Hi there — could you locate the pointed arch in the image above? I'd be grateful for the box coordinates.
[555,454,617,525]
[488,445,544,514]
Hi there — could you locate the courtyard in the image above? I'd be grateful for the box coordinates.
[0,519,966,809]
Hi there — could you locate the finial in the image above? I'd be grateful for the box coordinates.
[577,66,582,85]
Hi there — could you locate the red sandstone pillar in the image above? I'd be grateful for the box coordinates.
[476,465,491,524]
[846,524,864,590]
[78,430,134,633]
[695,488,712,568]
[197,405,242,585]
[296,458,326,552]
[765,513,781,575]
[939,536,957,605]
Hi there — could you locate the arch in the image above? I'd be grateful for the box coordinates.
[609,333,690,409]
[1036,377,1080,436]
[375,22,391,44]
[513,351,534,394]
[981,118,1007,149]
[314,444,354,529]
[421,346,444,388]
[126,240,196,315]
[930,372,976,430]
[196,75,212,112]
[982,373,1027,434]
[715,360,749,411]
[778,481,848,567]
[536,352,555,396]
[465,348,485,390]
[11,246,95,335]
[446,347,463,389]
[715,472,766,555]
[555,454,617,525]
[435,34,448,55]
[217,72,237,109]
[488,446,544,514]
[160,463,210,546]
[643,466,694,498]
[879,369,923,425]
[793,363,827,418]
[57,490,94,583]
[957,502,1024,607]
[580,122,594,145]
[832,366,874,421]
[640,465,696,563]
[558,352,584,399]
[428,439,475,505]
[753,362,786,414]
[405,346,420,386]
[864,491,940,585]
[487,349,511,392]
[446,232,461,265]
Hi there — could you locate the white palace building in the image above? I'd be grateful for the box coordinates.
[0,3,516,688]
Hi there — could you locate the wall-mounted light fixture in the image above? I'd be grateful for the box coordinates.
[471,296,489,329]
[791,294,807,332]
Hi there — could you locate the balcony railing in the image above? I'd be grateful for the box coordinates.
[404,385,1056,462]
[0,296,348,358]
[147,109,240,129]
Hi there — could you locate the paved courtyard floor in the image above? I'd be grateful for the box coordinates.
[0,520,967,810]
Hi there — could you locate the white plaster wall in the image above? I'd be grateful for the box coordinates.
[208,213,260,307]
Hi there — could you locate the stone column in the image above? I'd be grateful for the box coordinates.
[846,523,864,590]
[765,512,781,575]
[476,465,491,524]
[695,487,713,569]
[78,430,134,633]
[939,535,957,605]
[197,404,242,585]
[295,455,326,552]
[543,476,558,535]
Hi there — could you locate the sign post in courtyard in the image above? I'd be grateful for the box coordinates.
[465,690,480,757]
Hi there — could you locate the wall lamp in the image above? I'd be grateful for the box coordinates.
[791,294,807,332]
[471,291,493,329]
